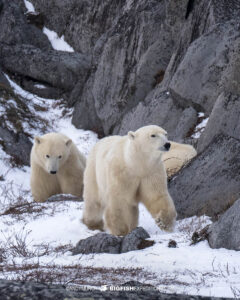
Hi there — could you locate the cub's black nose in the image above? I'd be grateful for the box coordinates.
[50,171,57,174]
[164,142,171,151]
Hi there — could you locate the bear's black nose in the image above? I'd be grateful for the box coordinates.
[50,171,57,174]
[164,142,171,151]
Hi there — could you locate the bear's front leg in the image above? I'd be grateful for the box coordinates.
[105,202,139,236]
[139,174,177,232]
[154,206,177,232]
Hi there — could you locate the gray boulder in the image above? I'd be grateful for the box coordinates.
[72,227,152,255]
[72,232,122,255]
[198,92,240,153]
[169,134,240,220]
[117,90,197,141]
[0,0,50,49]
[208,199,240,250]
[20,78,62,100]
[0,43,91,92]
[121,227,151,253]
[169,22,240,114]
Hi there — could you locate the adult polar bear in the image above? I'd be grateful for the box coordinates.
[83,125,177,236]
[30,132,86,202]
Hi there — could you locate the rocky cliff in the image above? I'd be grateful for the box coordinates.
[0,0,240,250]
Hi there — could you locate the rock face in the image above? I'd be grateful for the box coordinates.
[72,227,152,255]
[169,22,240,114]
[0,0,50,48]
[169,135,240,220]
[0,43,91,92]
[208,199,240,251]
[197,92,240,152]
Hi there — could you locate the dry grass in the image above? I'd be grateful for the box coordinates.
[177,216,211,237]
[2,259,148,286]
[0,181,29,212]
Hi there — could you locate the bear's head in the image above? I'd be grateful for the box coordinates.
[127,125,170,158]
[33,133,72,174]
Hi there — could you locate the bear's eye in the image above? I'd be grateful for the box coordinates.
[46,155,50,158]
[58,155,62,159]
[151,134,156,138]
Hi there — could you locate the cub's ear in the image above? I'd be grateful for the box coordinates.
[128,131,135,140]
[163,129,168,136]
[34,136,42,144]
[66,139,72,147]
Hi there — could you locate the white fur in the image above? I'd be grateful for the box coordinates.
[162,141,197,177]
[83,125,177,236]
[30,132,86,202]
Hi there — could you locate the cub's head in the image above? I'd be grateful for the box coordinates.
[128,125,170,156]
[33,133,72,174]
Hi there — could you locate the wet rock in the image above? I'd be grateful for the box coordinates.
[72,227,152,255]
[169,134,240,220]
[0,43,91,92]
[208,199,240,251]
[198,92,240,153]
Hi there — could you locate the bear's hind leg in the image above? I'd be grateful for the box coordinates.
[82,201,104,231]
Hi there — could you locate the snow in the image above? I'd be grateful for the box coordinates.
[34,84,46,89]
[192,112,209,139]
[23,0,35,13]
[43,27,74,53]
[23,1,74,53]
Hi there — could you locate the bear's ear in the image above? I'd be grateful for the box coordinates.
[128,131,135,140]
[66,139,72,147]
[34,136,42,144]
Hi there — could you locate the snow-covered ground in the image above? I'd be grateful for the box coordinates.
[0,77,240,298]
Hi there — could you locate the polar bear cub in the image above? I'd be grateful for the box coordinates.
[83,125,177,236]
[30,132,86,202]
[162,141,197,177]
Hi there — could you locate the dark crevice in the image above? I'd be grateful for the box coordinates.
[185,0,195,19]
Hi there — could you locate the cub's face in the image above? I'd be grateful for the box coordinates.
[33,135,72,174]
[128,125,170,156]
